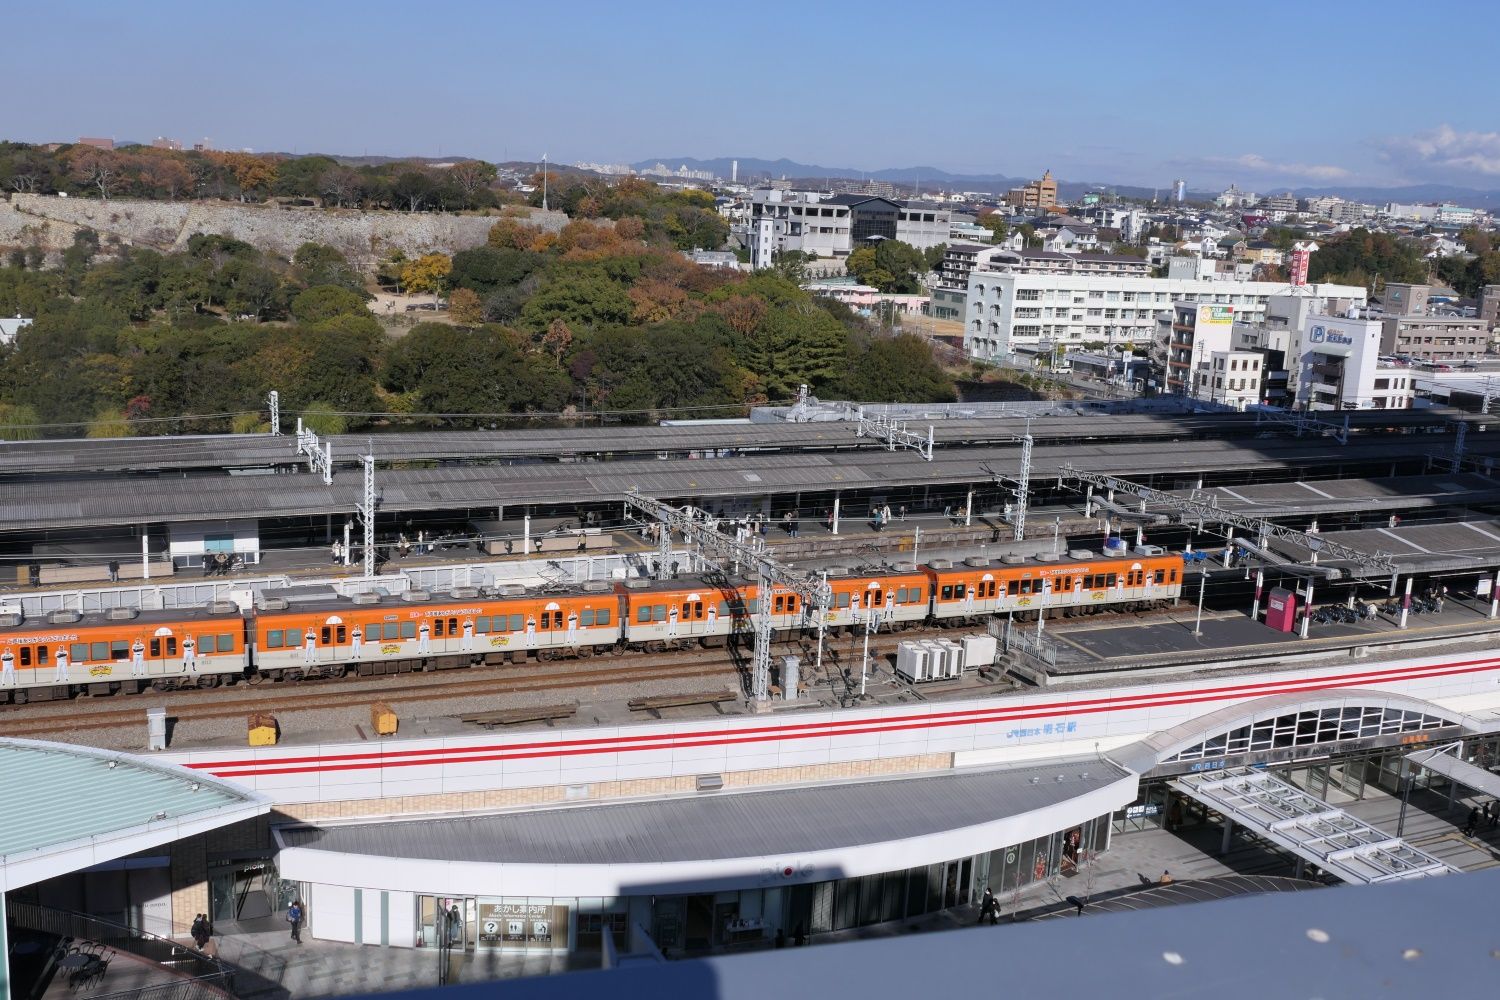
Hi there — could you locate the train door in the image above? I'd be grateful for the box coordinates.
[680,593,705,637]
[979,573,997,612]
[1125,563,1146,598]
[541,601,564,647]
[315,615,347,664]
[150,626,178,675]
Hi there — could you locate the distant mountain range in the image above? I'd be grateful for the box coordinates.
[630,156,1500,209]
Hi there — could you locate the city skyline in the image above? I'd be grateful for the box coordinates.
[5,0,1498,192]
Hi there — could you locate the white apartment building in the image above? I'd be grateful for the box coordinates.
[1200,350,1265,410]
[743,190,952,266]
[1296,314,1414,411]
[963,269,1367,360]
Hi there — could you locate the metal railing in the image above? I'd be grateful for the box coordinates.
[83,972,237,1000]
[6,902,236,996]
[993,615,1060,670]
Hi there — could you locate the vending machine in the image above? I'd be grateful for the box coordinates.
[1265,586,1298,632]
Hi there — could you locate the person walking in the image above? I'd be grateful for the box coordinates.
[191,914,209,950]
[331,540,342,565]
[978,888,997,926]
[793,923,806,947]
[287,900,304,943]
[1463,805,1481,837]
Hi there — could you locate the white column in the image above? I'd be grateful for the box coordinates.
[1301,580,1314,639]
[343,521,352,568]
[1399,577,1412,629]
[1251,568,1264,619]
[1490,569,1500,620]
[141,531,150,581]
[832,494,840,536]
[964,488,973,526]
[523,514,531,556]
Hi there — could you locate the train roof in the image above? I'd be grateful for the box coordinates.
[254,581,624,617]
[0,603,242,632]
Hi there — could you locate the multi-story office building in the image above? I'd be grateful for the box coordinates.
[1297,315,1415,411]
[932,247,1150,322]
[1379,315,1489,361]
[1480,285,1500,333]
[963,269,1366,360]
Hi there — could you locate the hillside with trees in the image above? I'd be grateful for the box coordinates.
[0,215,954,439]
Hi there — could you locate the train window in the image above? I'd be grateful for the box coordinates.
[37,645,49,664]
[693,601,704,618]
[111,640,128,660]
[197,635,212,654]
[335,627,346,644]
[637,606,651,623]
[1170,569,1178,583]
[20,647,30,667]
[432,619,444,637]
[166,638,177,656]
[264,630,282,649]
[285,630,302,648]
[941,585,954,601]
[509,614,524,631]
[320,627,332,644]
[647,604,662,622]
[580,610,595,627]
[400,622,416,639]
[88,641,107,660]
[217,633,234,651]
[1106,574,1118,587]
[988,582,999,598]
[954,583,967,599]
[911,587,923,602]
[747,599,759,614]
[596,608,611,626]
[1154,570,1166,585]
[383,623,400,640]
[71,643,89,662]
[836,593,851,608]
[447,617,457,635]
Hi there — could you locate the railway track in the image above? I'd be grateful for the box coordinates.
[0,654,741,737]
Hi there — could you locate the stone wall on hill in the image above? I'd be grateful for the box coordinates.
[1,194,570,267]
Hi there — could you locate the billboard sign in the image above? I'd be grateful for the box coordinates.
[1197,305,1233,326]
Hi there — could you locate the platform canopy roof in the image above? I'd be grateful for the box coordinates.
[0,738,269,892]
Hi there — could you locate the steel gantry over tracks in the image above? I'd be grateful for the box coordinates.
[1173,767,1457,884]
[622,491,833,704]
[1057,465,1397,581]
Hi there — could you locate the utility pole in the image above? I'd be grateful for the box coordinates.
[360,447,377,578]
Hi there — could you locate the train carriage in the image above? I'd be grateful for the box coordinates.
[0,603,247,703]
[924,553,1183,624]
[818,567,930,633]
[619,576,808,650]
[254,585,623,678]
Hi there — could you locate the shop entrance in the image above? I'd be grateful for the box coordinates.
[941,857,972,908]
[418,896,475,950]
[208,856,297,930]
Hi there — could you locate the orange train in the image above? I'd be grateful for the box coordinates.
[0,552,1183,702]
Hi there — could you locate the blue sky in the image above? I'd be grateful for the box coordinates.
[7,0,1499,190]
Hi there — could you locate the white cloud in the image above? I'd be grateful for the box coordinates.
[1207,153,1351,181]
[1377,124,1500,181]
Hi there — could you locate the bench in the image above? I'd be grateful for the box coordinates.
[460,703,578,729]
[628,689,739,717]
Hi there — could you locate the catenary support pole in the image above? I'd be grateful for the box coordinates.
[1301,579,1315,639]
[1400,577,1412,629]
[141,531,150,581]
[832,494,840,536]
[1490,568,1500,620]
[1251,567,1264,620]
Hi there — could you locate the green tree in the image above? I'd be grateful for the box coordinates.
[291,285,370,324]
[518,269,631,332]
[738,305,848,400]
[978,212,1009,244]
[839,333,956,402]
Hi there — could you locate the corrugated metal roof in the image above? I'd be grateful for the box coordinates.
[278,760,1129,865]
[0,739,261,860]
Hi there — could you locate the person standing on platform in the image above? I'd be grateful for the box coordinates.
[108,559,120,583]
